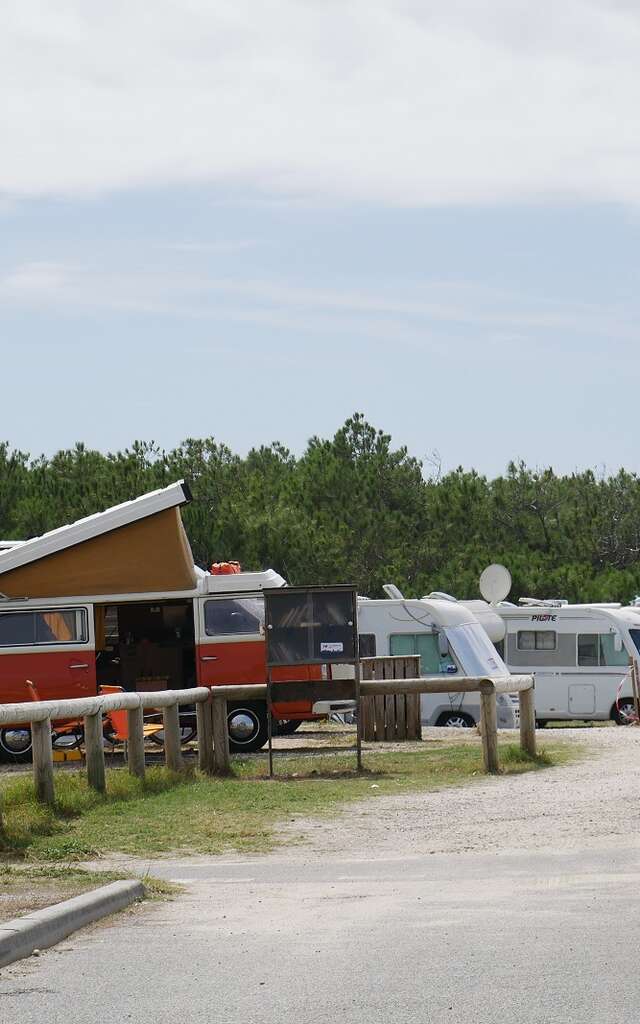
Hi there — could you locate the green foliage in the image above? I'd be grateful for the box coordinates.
[2,414,640,602]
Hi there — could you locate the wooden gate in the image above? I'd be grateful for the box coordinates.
[360,656,422,742]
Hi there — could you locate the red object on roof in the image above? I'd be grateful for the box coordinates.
[210,561,242,575]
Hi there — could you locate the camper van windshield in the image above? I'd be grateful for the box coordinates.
[445,622,508,678]
[629,629,640,656]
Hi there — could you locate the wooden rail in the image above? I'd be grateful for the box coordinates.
[0,673,535,811]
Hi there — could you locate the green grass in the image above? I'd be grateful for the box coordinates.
[0,743,569,862]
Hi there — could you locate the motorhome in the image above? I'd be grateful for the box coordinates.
[494,600,638,725]
[468,564,639,725]
[356,588,518,729]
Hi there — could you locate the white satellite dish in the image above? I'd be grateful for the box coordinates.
[479,564,512,604]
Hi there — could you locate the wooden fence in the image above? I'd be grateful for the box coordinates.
[0,671,536,817]
[360,656,422,742]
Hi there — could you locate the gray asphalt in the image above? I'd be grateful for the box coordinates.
[1,843,639,1023]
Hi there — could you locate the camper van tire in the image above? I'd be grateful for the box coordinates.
[227,701,269,753]
[435,712,475,729]
[274,719,303,736]
[613,698,636,726]
[0,726,33,763]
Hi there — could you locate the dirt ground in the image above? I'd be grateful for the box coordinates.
[273,725,640,859]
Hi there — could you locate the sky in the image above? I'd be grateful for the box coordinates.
[2,0,640,478]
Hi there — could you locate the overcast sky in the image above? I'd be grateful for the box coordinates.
[2,1,640,476]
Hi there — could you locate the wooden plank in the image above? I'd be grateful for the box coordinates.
[84,712,106,793]
[384,660,395,742]
[373,694,385,741]
[384,695,396,742]
[31,719,55,806]
[212,696,231,775]
[360,696,375,742]
[406,694,421,741]
[162,703,184,772]
[395,694,406,741]
[126,706,146,779]
[196,696,214,774]
[479,688,499,773]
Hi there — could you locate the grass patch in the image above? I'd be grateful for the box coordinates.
[0,743,568,862]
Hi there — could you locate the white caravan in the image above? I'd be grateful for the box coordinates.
[472,564,640,725]
[356,589,518,729]
[495,600,639,724]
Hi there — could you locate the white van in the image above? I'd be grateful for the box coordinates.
[494,600,638,724]
[356,590,518,728]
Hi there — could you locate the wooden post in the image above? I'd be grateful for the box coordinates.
[126,705,146,779]
[196,696,214,774]
[31,719,55,806]
[211,696,231,775]
[162,702,184,772]
[632,661,640,725]
[84,712,106,794]
[479,685,499,774]
[519,686,537,758]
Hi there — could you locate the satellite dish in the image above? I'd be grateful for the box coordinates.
[479,564,512,604]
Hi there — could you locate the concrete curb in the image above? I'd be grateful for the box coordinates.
[0,879,145,969]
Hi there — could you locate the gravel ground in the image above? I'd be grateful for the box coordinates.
[272,726,640,860]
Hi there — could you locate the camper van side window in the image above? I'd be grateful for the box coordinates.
[204,598,264,637]
[517,630,557,651]
[0,609,88,647]
[359,634,376,658]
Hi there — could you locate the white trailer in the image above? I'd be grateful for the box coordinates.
[355,589,518,728]
[471,566,640,725]
[494,600,638,724]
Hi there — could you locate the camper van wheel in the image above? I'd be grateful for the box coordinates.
[274,719,302,736]
[0,727,33,763]
[613,698,637,726]
[436,712,475,729]
[227,701,269,753]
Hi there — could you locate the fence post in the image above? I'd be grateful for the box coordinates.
[162,702,184,772]
[196,695,214,774]
[84,712,106,794]
[31,719,55,806]
[519,685,537,758]
[211,696,231,775]
[479,683,499,774]
[126,705,146,779]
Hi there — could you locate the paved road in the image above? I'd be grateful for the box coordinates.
[2,731,639,1022]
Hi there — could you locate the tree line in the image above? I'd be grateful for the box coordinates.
[2,413,640,604]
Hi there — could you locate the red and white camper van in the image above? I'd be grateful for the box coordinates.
[0,483,319,761]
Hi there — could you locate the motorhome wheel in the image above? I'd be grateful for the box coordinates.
[613,698,637,726]
[436,712,475,728]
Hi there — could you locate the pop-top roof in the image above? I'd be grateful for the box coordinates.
[0,481,196,599]
[0,481,191,575]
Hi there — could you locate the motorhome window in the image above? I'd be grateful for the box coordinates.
[630,629,640,656]
[599,634,630,667]
[359,634,376,658]
[577,634,599,666]
[578,632,630,667]
[517,630,557,651]
[390,633,456,675]
[204,598,264,637]
[0,609,88,647]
